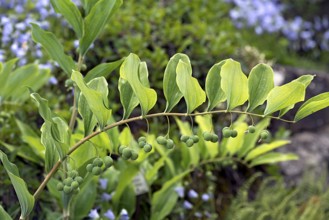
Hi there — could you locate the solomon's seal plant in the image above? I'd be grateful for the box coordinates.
[1,0,329,220]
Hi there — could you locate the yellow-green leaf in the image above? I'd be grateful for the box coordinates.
[176,60,206,113]
[31,23,75,76]
[264,81,305,115]
[205,61,226,111]
[120,53,157,115]
[221,59,248,110]
[245,140,290,161]
[72,71,111,129]
[84,58,124,82]
[247,64,274,111]
[295,92,329,121]
[250,152,298,167]
[0,205,12,220]
[163,53,191,112]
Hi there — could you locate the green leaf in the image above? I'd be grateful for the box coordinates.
[79,0,122,56]
[278,75,315,117]
[30,92,53,122]
[0,150,35,219]
[84,58,124,82]
[0,205,12,220]
[72,71,112,129]
[205,61,226,111]
[120,53,157,115]
[250,152,298,167]
[31,23,75,76]
[224,121,248,156]
[0,141,41,165]
[221,59,249,110]
[264,81,305,115]
[294,92,329,121]
[40,123,59,172]
[80,0,98,14]
[245,140,290,161]
[78,77,109,135]
[50,0,84,38]
[118,78,139,119]
[163,53,190,112]
[0,58,18,95]
[151,170,189,220]
[176,60,206,113]
[247,64,274,111]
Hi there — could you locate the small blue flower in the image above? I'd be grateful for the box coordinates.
[201,193,210,201]
[174,186,184,198]
[99,178,108,190]
[88,209,100,219]
[104,209,115,220]
[48,76,58,85]
[183,200,193,210]
[187,189,198,199]
[101,192,112,201]
[119,209,129,220]
[194,212,202,218]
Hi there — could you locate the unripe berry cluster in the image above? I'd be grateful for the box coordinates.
[156,136,175,149]
[222,127,238,138]
[86,156,114,175]
[180,135,199,147]
[119,146,139,160]
[202,132,219,143]
[56,170,83,194]
[138,137,153,152]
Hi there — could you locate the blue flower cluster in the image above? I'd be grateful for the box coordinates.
[227,0,329,51]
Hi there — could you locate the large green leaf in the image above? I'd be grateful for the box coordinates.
[31,23,75,76]
[245,140,290,161]
[84,58,124,82]
[264,81,305,115]
[0,59,18,95]
[72,71,111,129]
[221,59,249,110]
[78,77,109,135]
[50,0,84,38]
[250,152,298,167]
[30,92,53,121]
[118,78,139,119]
[0,205,12,220]
[80,0,98,14]
[294,92,329,121]
[176,60,206,113]
[278,75,315,117]
[120,53,157,115]
[163,53,190,112]
[0,150,35,219]
[247,64,274,111]
[79,0,122,56]
[205,61,227,111]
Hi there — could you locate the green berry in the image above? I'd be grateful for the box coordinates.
[186,138,194,147]
[180,135,189,142]
[144,144,152,152]
[260,130,269,139]
[68,170,78,178]
[122,148,132,159]
[57,182,64,191]
[63,177,73,186]
[93,158,104,167]
[138,141,146,148]
[191,135,199,143]
[138,137,146,143]
[230,130,238,138]
[63,185,72,194]
[156,136,168,145]
[119,145,126,154]
[211,134,219,142]
[248,126,256,133]
[71,181,79,189]
[131,151,139,160]
[86,163,93,172]
[222,127,231,138]
[166,139,174,149]
[203,132,213,141]
[104,156,113,167]
[74,176,83,184]
[92,167,102,175]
